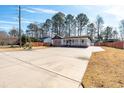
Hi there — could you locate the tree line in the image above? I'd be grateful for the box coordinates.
[3,11,124,45]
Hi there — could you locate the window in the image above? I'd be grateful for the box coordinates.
[82,40,84,43]
[66,40,68,43]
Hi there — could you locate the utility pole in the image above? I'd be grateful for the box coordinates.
[19,5,22,47]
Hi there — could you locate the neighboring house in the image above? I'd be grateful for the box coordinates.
[40,36,52,45]
[62,36,91,47]
[52,35,91,47]
[52,35,63,47]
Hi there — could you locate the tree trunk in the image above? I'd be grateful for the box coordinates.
[97,24,100,41]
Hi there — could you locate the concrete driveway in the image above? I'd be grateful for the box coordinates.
[0,46,104,88]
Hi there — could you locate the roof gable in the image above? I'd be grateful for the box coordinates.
[52,35,63,39]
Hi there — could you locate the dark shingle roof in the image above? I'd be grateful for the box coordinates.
[52,35,63,39]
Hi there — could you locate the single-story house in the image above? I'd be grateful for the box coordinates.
[61,36,91,47]
[52,35,91,47]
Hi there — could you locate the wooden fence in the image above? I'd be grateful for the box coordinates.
[95,41,124,49]
[32,42,50,47]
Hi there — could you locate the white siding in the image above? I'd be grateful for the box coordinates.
[61,37,90,47]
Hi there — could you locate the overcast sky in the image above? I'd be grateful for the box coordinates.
[0,5,124,32]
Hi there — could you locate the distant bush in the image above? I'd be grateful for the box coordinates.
[16,35,42,46]
[103,39,120,43]
[21,35,27,45]
[17,35,40,45]
[95,39,120,43]
[30,37,39,42]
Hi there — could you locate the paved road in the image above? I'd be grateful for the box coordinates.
[0,46,104,88]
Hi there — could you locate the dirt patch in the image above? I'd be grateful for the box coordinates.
[82,47,124,88]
